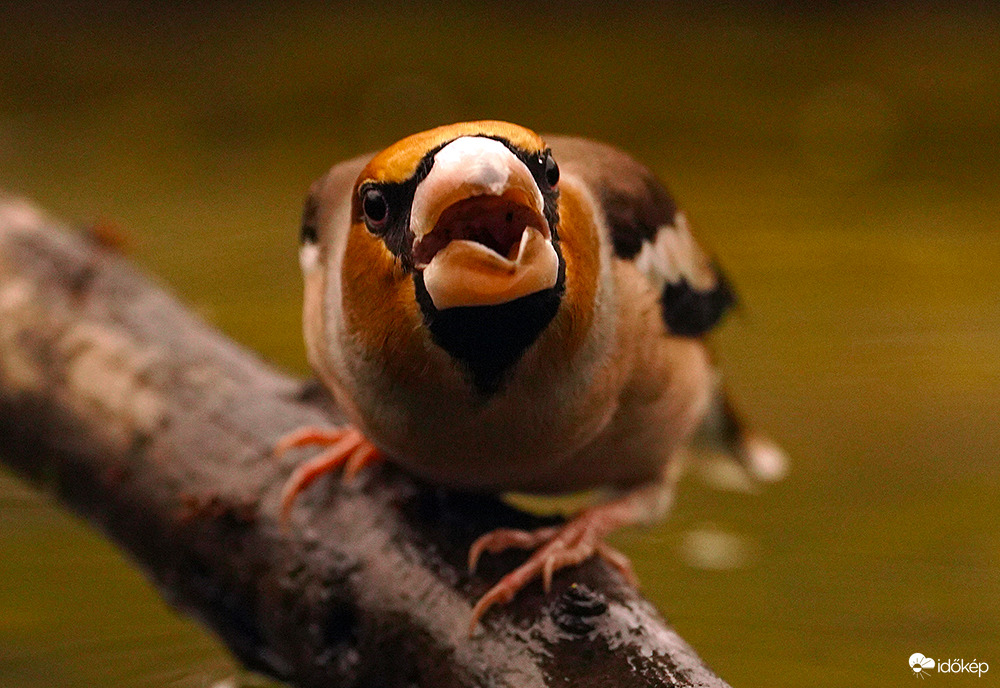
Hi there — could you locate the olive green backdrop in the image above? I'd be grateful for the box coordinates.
[1,2,998,686]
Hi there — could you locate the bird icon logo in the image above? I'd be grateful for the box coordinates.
[910,653,935,678]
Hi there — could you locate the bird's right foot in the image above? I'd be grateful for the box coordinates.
[273,425,383,522]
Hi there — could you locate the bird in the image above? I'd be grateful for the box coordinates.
[274,120,784,632]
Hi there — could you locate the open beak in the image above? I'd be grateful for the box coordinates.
[411,137,559,310]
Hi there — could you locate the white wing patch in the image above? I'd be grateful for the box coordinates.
[633,212,717,292]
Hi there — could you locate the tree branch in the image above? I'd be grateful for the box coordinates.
[0,195,730,688]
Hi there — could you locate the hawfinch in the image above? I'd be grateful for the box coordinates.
[276,121,783,631]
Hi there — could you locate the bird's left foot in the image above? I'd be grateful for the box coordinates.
[466,504,639,633]
[273,425,382,522]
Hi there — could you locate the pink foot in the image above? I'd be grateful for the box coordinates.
[466,505,639,634]
[273,425,383,522]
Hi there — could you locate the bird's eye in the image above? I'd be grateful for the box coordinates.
[543,152,559,187]
[361,186,389,232]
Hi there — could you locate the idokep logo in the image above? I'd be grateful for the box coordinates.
[909,653,990,678]
[910,654,935,677]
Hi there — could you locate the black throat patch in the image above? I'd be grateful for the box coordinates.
[413,249,566,396]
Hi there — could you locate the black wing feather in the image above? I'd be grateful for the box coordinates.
[546,135,735,337]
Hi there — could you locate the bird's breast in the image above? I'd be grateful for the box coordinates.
[321,173,706,494]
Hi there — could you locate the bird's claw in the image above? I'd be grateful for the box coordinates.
[467,526,560,574]
[467,509,638,634]
[273,425,382,522]
[273,426,352,459]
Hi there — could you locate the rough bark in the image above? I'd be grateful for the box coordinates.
[0,195,731,688]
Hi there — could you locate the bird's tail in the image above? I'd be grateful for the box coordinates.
[692,382,788,484]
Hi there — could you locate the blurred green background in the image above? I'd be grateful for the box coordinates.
[1,2,998,686]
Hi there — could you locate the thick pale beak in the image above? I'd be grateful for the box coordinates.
[411,137,559,310]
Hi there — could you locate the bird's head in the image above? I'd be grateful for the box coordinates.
[353,121,562,310]
[303,122,600,395]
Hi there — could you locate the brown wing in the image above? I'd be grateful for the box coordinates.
[546,135,735,337]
